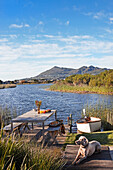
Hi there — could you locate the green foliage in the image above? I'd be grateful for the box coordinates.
[65,70,113,87]
[50,70,113,95]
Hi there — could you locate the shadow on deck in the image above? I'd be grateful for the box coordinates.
[63,145,113,170]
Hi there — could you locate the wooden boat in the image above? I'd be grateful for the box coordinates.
[76,117,101,133]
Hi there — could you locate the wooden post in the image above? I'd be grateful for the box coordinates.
[11,121,14,141]
[42,122,45,147]
[70,114,72,133]
[107,112,113,126]
[55,110,57,120]
[32,122,34,129]
[11,121,13,133]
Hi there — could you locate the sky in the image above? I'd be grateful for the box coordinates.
[0,0,113,81]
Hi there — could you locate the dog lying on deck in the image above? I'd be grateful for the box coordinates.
[72,136,101,165]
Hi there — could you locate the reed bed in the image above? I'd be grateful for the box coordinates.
[0,84,16,89]
[84,103,113,130]
[0,106,17,128]
[0,135,65,170]
[50,84,113,95]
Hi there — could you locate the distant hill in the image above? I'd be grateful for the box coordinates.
[31,65,109,80]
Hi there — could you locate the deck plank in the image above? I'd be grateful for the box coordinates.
[63,145,113,170]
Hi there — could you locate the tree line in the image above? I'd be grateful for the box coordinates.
[58,70,113,88]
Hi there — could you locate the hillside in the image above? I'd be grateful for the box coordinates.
[32,65,108,80]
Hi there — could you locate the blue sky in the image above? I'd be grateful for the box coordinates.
[0,0,113,81]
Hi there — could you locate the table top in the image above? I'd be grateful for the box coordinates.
[12,109,56,123]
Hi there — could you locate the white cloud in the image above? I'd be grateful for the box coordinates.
[109,17,113,24]
[0,38,8,42]
[93,11,105,19]
[38,21,43,25]
[43,35,55,38]
[31,39,45,43]
[9,35,18,39]
[44,55,113,70]
[109,18,113,21]
[65,20,70,25]
[84,11,106,20]
[0,34,113,80]
[9,24,23,28]
[24,24,30,27]
[9,23,30,28]
[105,28,113,34]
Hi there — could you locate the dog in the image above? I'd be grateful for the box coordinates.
[72,136,101,165]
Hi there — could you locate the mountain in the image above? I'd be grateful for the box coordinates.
[31,65,109,81]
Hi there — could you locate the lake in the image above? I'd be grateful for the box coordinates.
[0,84,113,124]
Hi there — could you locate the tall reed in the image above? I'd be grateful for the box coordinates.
[0,135,65,169]
[84,102,113,130]
[0,106,17,128]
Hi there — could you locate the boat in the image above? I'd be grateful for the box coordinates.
[76,117,101,133]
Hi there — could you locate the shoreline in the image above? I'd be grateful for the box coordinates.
[0,84,16,89]
[47,88,113,95]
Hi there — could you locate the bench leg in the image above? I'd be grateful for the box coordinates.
[42,122,46,147]
[48,131,59,145]
[23,123,30,131]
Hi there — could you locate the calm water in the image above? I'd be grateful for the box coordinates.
[0,84,113,124]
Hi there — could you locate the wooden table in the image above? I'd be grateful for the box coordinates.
[11,109,57,139]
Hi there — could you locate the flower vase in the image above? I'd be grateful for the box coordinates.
[38,106,40,114]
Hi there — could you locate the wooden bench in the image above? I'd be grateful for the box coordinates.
[48,126,61,143]
[43,126,61,146]
[3,122,30,136]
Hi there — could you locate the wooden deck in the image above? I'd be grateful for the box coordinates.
[11,124,113,169]
[63,145,113,170]
[21,124,69,146]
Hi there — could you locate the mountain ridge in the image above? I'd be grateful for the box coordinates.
[31,65,109,81]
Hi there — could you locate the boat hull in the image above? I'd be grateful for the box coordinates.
[76,117,101,133]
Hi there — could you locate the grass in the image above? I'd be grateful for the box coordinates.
[65,130,113,146]
[50,84,113,95]
[0,134,65,170]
